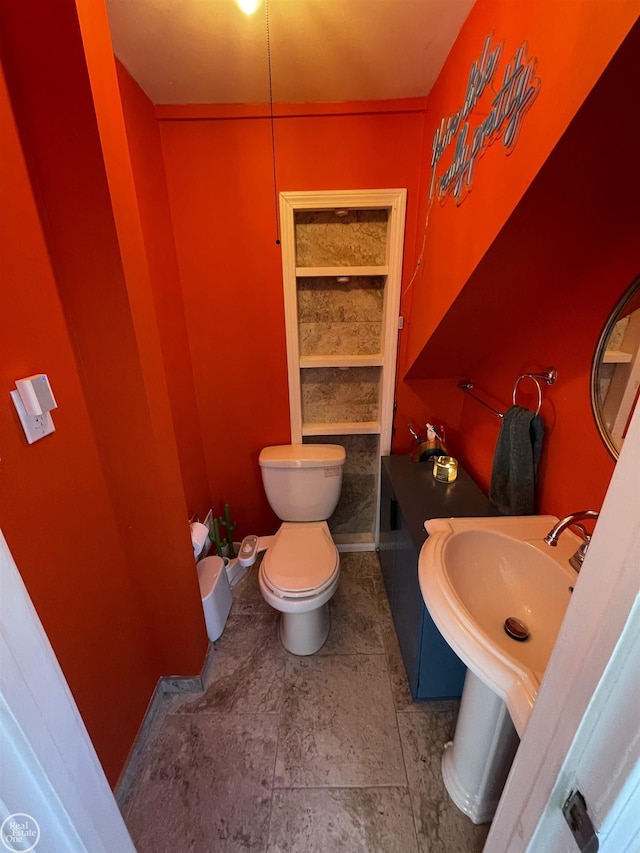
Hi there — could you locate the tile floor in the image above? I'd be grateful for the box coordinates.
[120,552,490,852]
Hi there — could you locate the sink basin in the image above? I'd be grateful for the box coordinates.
[418,515,579,736]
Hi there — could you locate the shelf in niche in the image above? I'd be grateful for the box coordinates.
[302,421,381,436]
[333,532,376,551]
[296,265,388,278]
[299,354,383,368]
[603,349,633,364]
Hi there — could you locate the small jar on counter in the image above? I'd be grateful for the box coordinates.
[433,456,458,483]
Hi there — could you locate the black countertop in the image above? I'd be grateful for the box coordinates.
[382,455,496,553]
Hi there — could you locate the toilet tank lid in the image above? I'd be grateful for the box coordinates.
[259,444,345,468]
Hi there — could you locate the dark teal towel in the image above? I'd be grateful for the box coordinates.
[489,405,544,515]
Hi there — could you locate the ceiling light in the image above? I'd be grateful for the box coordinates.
[236,0,261,13]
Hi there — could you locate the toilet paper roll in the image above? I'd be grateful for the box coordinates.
[190,522,209,559]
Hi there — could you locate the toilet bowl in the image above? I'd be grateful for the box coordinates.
[258,522,340,655]
[257,444,345,655]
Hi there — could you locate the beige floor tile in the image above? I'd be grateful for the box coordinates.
[123,550,494,851]
[397,706,490,853]
[166,613,288,715]
[372,574,416,710]
[227,557,271,617]
[267,787,419,853]
[275,654,406,788]
[339,550,384,579]
[319,571,384,656]
[127,713,278,853]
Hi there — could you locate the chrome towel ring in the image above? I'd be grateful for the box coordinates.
[512,374,543,415]
[512,367,557,415]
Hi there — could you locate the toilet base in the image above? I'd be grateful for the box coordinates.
[279,603,330,655]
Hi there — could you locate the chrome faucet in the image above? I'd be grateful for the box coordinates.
[544,510,599,572]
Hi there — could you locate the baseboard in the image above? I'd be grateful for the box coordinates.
[336,542,377,553]
[114,642,215,815]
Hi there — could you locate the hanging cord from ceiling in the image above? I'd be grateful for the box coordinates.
[391,192,434,434]
[401,193,434,305]
[265,0,281,245]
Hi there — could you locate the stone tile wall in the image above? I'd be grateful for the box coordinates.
[303,434,378,536]
[295,209,388,267]
[297,277,384,357]
[301,367,380,425]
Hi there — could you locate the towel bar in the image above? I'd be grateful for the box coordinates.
[458,368,557,418]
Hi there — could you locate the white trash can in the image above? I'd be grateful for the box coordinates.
[196,556,232,641]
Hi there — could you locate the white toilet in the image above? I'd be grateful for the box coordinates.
[258,444,345,655]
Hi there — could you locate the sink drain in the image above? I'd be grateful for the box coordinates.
[504,617,529,641]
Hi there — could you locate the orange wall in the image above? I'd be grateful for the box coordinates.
[0,0,207,785]
[394,4,640,517]
[116,62,211,519]
[402,0,640,367]
[0,67,158,785]
[158,102,425,536]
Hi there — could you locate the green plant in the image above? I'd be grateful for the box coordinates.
[210,517,225,558]
[218,503,237,558]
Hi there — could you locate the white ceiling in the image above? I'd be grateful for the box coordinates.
[106,0,476,105]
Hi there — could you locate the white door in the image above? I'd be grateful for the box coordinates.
[0,531,136,853]
[487,399,640,851]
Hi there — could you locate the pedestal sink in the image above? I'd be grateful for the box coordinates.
[418,515,580,823]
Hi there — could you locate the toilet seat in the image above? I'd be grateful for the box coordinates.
[262,525,339,598]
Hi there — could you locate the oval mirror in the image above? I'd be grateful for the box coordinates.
[591,276,640,458]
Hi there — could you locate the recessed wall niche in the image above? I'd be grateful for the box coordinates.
[279,190,407,549]
[301,366,381,425]
[295,209,388,267]
[297,277,384,358]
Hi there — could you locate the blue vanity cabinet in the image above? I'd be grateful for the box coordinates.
[379,455,494,701]
[378,456,397,601]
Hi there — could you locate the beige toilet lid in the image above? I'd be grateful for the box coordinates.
[263,526,338,595]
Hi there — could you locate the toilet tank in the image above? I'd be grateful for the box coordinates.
[259,444,345,522]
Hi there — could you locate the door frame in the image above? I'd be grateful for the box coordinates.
[487,398,640,850]
[0,530,136,852]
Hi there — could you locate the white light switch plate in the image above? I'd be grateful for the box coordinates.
[10,390,56,444]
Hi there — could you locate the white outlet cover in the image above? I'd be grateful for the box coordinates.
[10,390,56,444]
